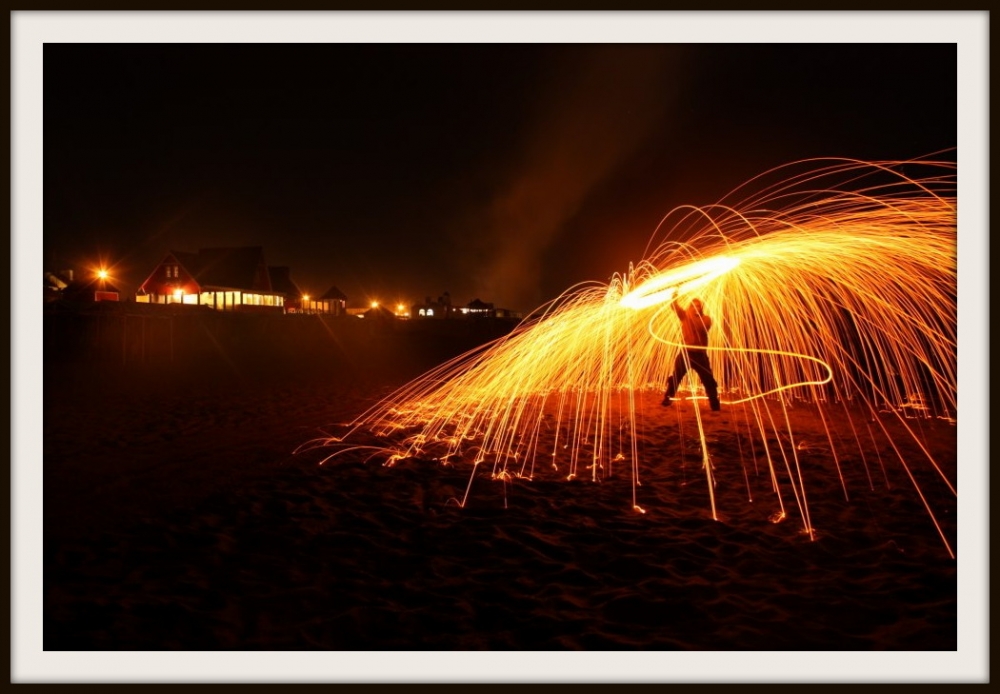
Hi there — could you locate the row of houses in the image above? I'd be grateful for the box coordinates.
[408,292,521,320]
[135,246,347,315]
[46,246,522,320]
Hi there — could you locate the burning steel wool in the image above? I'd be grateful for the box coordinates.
[297,156,957,558]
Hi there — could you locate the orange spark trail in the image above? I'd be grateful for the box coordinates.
[297,156,957,558]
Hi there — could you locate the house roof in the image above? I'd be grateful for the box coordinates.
[267,266,302,297]
[189,247,271,291]
[320,285,347,301]
[144,246,273,294]
[171,251,200,273]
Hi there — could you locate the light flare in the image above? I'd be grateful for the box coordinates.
[620,255,740,309]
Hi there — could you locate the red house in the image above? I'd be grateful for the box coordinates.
[136,247,284,312]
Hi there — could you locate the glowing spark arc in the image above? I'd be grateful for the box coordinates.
[620,255,741,309]
[298,156,957,558]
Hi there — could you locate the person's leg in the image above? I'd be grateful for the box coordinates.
[662,352,689,405]
[690,351,720,410]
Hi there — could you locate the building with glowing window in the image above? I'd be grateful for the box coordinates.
[136,247,285,312]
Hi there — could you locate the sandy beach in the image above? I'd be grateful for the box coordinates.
[39,304,959,660]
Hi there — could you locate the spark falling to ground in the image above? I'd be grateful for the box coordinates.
[298,157,957,557]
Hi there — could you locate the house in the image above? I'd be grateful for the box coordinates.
[294,284,348,316]
[458,298,523,320]
[409,293,522,321]
[411,292,456,319]
[47,269,120,303]
[463,298,494,317]
[136,247,284,312]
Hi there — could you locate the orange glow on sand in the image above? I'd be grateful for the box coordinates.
[298,157,957,558]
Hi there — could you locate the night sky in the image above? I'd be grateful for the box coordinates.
[44,43,957,313]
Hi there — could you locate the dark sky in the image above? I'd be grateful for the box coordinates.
[44,43,957,312]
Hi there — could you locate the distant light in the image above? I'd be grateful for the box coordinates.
[173,289,183,300]
[371,301,379,309]
[97,269,109,280]
[302,295,310,302]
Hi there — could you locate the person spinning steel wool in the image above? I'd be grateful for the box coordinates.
[662,292,721,411]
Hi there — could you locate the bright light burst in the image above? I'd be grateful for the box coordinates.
[298,156,957,557]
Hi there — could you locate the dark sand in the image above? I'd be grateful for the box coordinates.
[35,306,968,680]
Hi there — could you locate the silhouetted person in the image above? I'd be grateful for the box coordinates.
[662,294,721,411]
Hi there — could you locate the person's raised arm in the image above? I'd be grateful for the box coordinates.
[671,290,685,320]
